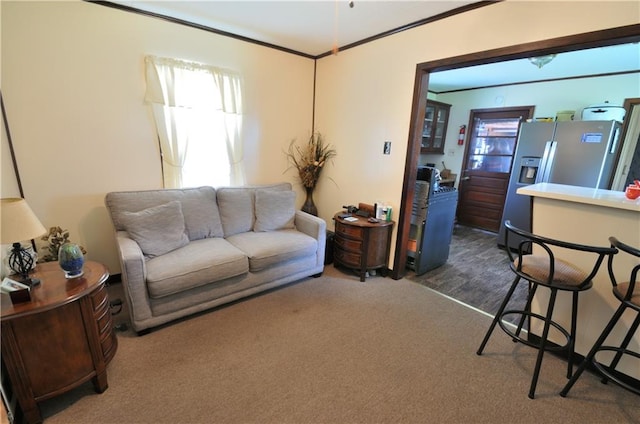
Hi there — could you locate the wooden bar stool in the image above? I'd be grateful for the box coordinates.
[560,236,640,396]
[476,220,615,399]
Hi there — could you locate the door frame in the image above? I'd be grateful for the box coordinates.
[611,97,640,190]
[391,24,640,280]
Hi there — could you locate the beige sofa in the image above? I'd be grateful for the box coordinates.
[105,183,326,334]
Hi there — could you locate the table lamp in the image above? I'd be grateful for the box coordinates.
[1,198,47,287]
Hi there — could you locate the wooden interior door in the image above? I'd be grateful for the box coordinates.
[456,106,534,232]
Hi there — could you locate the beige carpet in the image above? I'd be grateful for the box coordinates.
[39,266,639,423]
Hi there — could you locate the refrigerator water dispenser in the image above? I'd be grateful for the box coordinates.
[518,157,540,185]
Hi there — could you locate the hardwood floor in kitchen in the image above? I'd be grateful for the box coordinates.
[407,224,528,322]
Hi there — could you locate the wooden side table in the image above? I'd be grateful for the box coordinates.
[333,212,394,282]
[1,261,117,424]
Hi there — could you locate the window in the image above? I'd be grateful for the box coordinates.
[144,56,245,188]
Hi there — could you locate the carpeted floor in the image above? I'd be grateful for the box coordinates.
[38,266,639,424]
[407,224,528,324]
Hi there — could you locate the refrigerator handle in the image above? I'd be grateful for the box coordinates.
[609,127,620,154]
[536,141,556,183]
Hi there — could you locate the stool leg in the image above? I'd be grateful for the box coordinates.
[560,303,626,397]
[601,310,640,384]
[514,282,538,341]
[567,291,579,379]
[529,287,558,399]
[477,276,521,355]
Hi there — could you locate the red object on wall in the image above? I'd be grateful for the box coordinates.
[458,125,466,145]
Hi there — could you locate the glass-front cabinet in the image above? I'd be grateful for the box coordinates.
[421,100,451,154]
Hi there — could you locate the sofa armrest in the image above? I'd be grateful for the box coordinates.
[295,211,326,267]
[114,230,153,325]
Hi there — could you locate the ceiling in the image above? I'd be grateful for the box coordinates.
[106,1,640,92]
[108,0,478,56]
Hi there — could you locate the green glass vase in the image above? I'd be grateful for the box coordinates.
[58,243,85,278]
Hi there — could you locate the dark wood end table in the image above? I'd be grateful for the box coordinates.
[333,212,395,282]
[1,261,117,424]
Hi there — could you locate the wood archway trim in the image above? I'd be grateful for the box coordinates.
[391,23,640,280]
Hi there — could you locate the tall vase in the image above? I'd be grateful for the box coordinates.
[58,242,85,279]
[302,186,318,216]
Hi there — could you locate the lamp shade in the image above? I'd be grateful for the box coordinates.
[0,198,47,244]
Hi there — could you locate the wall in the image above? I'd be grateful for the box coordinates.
[1,1,315,273]
[2,1,638,275]
[314,1,639,267]
[422,73,639,184]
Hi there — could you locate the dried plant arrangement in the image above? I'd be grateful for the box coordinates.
[285,132,337,189]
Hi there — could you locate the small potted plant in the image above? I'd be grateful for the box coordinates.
[39,226,86,263]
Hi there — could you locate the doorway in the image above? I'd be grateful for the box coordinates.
[456,107,533,232]
[612,98,640,190]
[391,25,640,280]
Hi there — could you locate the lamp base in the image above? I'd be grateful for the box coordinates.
[19,276,41,288]
[8,242,39,287]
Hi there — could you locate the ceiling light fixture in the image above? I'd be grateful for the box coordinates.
[528,54,556,69]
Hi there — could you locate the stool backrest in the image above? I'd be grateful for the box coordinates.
[608,236,640,302]
[503,220,616,288]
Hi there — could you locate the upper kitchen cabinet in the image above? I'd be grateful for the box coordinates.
[421,100,451,154]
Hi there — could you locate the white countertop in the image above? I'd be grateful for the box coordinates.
[516,182,640,212]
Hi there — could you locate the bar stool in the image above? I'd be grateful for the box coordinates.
[476,220,615,399]
[561,236,640,396]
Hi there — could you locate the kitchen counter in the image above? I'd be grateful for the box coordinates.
[517,182,640,212]
[516,182,639,380]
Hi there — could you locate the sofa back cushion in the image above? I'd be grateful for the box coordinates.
[216,183,292,237]
[254,189,296,232]
[105,186,223,240]
[217,189,254,237]
[119,200,190,258]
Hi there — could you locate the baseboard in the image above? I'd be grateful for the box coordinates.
[106,273,122,284]
[527,333,640,391]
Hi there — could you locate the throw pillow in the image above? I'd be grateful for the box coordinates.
[254,189,296,232]
[217,189,254,237]
[120,200,189,258]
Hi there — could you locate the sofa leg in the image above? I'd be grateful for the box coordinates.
[312,272,323,278]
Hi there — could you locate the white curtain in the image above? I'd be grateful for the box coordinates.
[144,56,245,188]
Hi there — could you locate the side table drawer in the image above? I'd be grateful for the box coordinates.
[335,248,361,267]
[90,283,118,361]
[334,235,362,252]
[91,284,109,312]
[335,221,364,240]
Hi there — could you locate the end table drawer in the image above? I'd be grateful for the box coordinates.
[335,249,361,267]
[101,329,117,361]
[96,305,112,336]
[91,285,109,312]
[335,222,364,240]
[334,235,362,252]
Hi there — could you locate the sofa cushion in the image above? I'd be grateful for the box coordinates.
[105,186,223,240]
[146,238,249,298]
[254,189,296,232]
[217,188,254,237]
[226,229,317,272]
[119,201,189,258]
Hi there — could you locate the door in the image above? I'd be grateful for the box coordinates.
[456,107,534,232]
[548,120,619,188]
